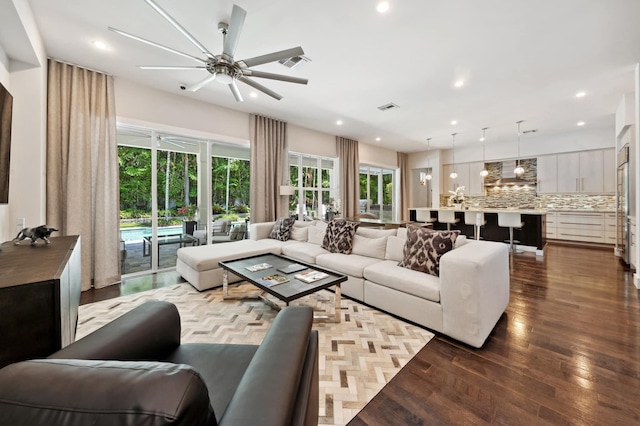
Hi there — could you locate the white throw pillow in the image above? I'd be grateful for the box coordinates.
[396,227,408,239]
[385,235,406,262]
[314,220,328,231]
[290,226,309,241]
[454,235,467,248]
[308,226,326,245]
[352,235,387,259]
[355,227,397,238]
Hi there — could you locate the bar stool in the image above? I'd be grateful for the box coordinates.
[497,212,524,253]
[438,209,460,231]
[464,210,486,240]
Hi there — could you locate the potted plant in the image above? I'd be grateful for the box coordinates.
[178,204,198,235]
[448,186,465,210]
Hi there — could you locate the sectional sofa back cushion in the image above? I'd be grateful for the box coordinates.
[385,235,406,262]
[321,219,360,254]
[269,217,296,241]
[398,226,460,276]
[355,227,397,238]
[308,226,326,245]
[351,235,388,259]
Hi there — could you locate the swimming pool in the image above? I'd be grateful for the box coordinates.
[119,225,182,242]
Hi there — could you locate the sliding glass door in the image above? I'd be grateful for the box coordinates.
[289,153,337,220]
[359,165,396,220]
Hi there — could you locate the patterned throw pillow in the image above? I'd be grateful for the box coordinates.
[398,225,460,276]
[269,217,296,241]
[321,219,360,254]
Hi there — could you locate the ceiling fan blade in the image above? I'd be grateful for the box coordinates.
[238,76,282,101]
[185,74,217,92]
[139,66,206,70]
[229,81,244,102]
[143,0,215,59]
[242,70,308,85]
[222,4,247,60]
[109,27,206,64]
[238,46,305,68]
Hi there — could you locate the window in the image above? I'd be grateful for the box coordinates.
[359,165,396,220]
[211,144,250,216]
[289,153,338,220]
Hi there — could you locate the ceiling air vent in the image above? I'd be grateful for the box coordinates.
[377,102,400,111]
[278,55,311,69]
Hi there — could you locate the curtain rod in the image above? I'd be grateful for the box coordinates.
[48,57,113,77]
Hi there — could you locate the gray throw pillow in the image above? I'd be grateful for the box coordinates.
[321,219,359,254]
[398,225,460,276]
[269,217,296,241]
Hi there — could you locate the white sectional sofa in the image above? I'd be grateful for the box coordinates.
[176,220,510,348]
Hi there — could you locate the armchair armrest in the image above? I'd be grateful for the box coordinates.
[49,301,181,361]
[219,306,317,426]
[439,241,510,348]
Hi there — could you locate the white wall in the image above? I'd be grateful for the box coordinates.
[0,0,47,244]
[288,124,335,157]
[359,143,398,168]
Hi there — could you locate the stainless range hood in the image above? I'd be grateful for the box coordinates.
[484,160,536,186]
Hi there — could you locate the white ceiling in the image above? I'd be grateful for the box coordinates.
[24,0,640,152]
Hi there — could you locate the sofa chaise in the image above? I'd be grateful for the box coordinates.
[0,301,319,426]
[176,220,510,348]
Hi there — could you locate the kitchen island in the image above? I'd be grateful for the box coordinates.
[410,207,547,255]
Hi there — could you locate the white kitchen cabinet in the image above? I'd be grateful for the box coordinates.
[556,150,605,193]
[442,162,484,196]
[546,211,557,239]
[537,155,557,194]
[603,148,616,193]
[554,211,607,243]
[467,162,486,196]
[605,212,617,244]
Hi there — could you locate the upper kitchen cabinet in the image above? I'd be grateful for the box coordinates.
[537,155,557,194]
[467,162,487,196]
[603,148,616,193]
[441,163,484,196]
[556,150,612,194]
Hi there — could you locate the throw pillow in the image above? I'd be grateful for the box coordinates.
[307,226,325,245]
[321,219,359,254]
[398,226,460,276]
[269,217,296,241]
[351,235,387,259]
[290,226,309,241]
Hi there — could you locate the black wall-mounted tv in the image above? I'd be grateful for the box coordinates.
[0,82,12,204]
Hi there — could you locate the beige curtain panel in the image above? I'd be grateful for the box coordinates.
[46,59,120,290]
[397,152,410,222]
[336,136,359,219]
[250,114,288,223]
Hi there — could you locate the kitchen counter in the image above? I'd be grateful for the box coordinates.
[409,207,546,254]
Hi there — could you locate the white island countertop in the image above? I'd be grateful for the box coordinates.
[410,207,547,215]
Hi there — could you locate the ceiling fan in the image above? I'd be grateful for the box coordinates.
[108,0,308,102]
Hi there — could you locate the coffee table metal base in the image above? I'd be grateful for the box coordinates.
[222,270,341,323]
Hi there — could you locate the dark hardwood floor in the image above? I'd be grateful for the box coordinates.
[350,243,639,425]
[81,243,639,425]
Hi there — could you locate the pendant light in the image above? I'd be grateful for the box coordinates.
[449,133,458,179]
[480,127,489,177]
[421,138,433,184]
[514,120,525,176]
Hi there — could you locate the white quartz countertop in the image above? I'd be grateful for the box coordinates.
[410,207,547,215]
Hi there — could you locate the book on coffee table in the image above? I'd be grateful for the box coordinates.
[258,274,289,287]
[245,262,272,272]
[294,270,329,283]
[277,263,307,274]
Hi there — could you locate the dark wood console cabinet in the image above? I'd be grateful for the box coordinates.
[0,235,81,368]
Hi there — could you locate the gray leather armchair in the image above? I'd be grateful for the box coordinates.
[0,301,319,426]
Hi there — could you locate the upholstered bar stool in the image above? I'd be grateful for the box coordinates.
[464,210,486,240]
[497,211,524,253]
[438,209,460,231]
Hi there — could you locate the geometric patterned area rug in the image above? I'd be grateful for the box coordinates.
[77,283,434,426]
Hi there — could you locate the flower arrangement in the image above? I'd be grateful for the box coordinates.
[177,204,198,221]
[448,186,465,205]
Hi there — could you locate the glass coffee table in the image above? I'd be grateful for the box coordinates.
[219,253,347,323]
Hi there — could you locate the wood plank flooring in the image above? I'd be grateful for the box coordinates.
[349,243,639,425]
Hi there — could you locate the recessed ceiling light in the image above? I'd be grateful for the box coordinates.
[92,40,108,50]
[479,136,485,142]
[575,91,586,98]
[249,91,258,98]
[336,120,343,125]
[577,121,585,126]
[375,137,381,142]
[454,80,464,88]
[376,2,390,13]
[451,120,457,125]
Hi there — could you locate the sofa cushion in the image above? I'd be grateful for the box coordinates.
[397,227,408,239]
[290,226,309,241]
[385,235,406,262]
[355,227,397,238]
[308,226,325,245]
[177,240,278,272]
[399,226,460,277]
[269,217,296,241]
[364,260,441,302]
[314,220,328,231]
[0,359,213,426]
[321,219,359,254]
[281,242,330,264]
[315,253,380,279]
[351,235,387,260]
